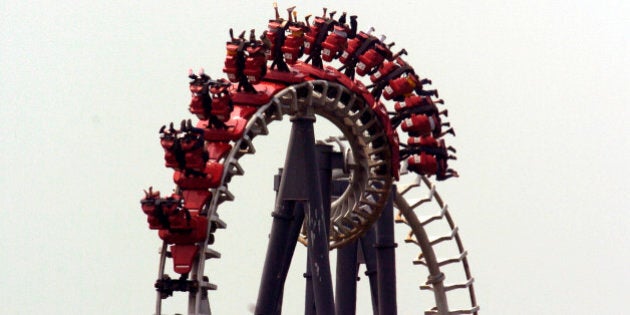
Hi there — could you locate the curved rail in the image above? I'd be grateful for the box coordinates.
[396,174,479,315]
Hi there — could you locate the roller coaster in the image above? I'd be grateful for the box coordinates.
[140,5,479,315]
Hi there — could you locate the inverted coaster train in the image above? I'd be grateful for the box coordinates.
[141,5,478,315]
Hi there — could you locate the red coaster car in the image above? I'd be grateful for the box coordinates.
[281,26,305,64]
[321,25,348,62]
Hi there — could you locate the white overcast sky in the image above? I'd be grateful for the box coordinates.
[1,1,628,314]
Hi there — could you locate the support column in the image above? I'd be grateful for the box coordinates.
[376,186,397,315]
[274,200,306,315]
[255,198,304,315]
[272,170,306,315]
[359,228,380,315]
[304,258,316,315]
[333,179,358,315]
[335,240,358,315]
[303,142,335,315]
[256,116,334,315]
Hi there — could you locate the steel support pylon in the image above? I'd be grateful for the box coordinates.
[332,181,398,315]
[255,116,335,315]
[375,186,397,315]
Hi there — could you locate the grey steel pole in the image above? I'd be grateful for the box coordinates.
[359,228,380,315]
[304,144,335,315]
[271,170,307,315]
[304,139,335,315]
[304,257,316,315]
[256,116,334,315]
[375,186,397,315]
[274,200,306,315]
[333,179,358,315]
[316,144,333,228]
[254,199,304,314]
[255,117,324,314]
[335,240,358,315]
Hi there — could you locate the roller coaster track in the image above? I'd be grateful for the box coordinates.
[140,6,479,315]
[395,175,479,315]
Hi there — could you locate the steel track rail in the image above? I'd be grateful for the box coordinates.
[395,174,479,315]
